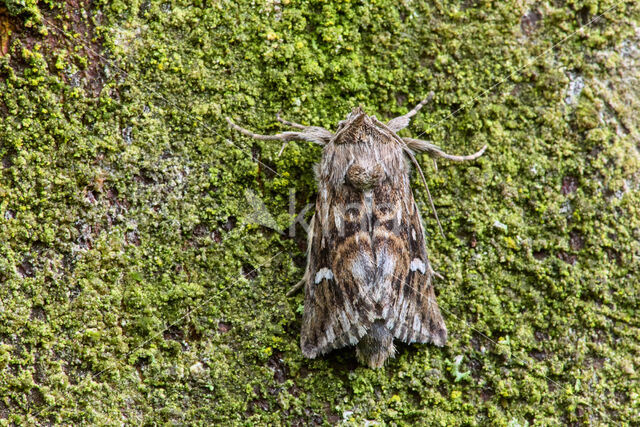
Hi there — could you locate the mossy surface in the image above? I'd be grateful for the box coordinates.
[1,0,639,425]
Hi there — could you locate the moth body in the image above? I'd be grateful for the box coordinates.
[303,108,446,368]
[227,98,486,368]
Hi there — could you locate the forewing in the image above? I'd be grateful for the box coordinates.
[372,181,447,346]
[300,183,376,358]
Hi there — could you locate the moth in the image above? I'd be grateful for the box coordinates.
[227,96,485,368]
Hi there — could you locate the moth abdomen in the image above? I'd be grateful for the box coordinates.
[356,320,396,368]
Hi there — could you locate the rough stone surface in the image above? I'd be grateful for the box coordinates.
[1,0,639,424]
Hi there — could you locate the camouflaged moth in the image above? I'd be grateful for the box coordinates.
[227,96,485,368]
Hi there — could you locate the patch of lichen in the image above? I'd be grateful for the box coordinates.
[1,0,639,424]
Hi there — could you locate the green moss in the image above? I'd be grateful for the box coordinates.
[1,0,639,424]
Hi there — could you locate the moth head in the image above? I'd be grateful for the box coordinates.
[334,106,386,145]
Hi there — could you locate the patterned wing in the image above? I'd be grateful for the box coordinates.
[300,182,377,358]
[371,180,448,346]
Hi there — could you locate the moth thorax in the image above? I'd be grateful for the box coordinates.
[346,163,385,190]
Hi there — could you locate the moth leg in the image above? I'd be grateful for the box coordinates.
[430,266,444,281]
[276,112,307,130]
[286,277,306,297]
[387,91,435,132]
[274,113,316,156]
[226,117,332,146]
[403,137,487,162]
